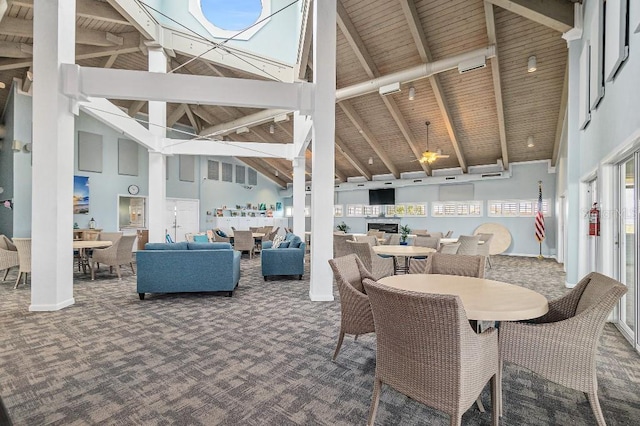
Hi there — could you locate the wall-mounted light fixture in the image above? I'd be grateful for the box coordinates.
[408,86,415,101]
[269,124,275,134]
[275,169,279,177]
[12,140,22,152]
[368,157,374,165]
[527,55,537,73]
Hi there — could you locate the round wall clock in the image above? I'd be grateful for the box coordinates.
[128,184,140,195]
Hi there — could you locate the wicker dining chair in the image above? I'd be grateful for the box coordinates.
[426,231,444,239]
[233,230,255,259]
[438,242,460,254]
[90,234,136,280]
[98,232,123,243]
[345,241,394,280]
[476,233,494,268]
[212,229,231,243]
[328,254,376,361]
[13,238,31,289]
[412,229,429,236]
[333,233,354,258]
[386,234,400,245]
[353,235,378,246]
[499,272,627,426]
[456,235,481,255]
[445,230,454,238]
[407,236,441,274]
[0,235,19,282]
[363,278,499,426]
[422,253,486,278]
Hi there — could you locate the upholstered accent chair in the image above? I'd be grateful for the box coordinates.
[333,233,354,258]
[363,279,499,426]
[232,230,255,259]
[499,272,627,426]
[456,235,481,255]
[212,229,231,243]
[328,254,375,360]
[0,235,19,282]
[345,241,394,280]
[13,238,31,289]
[261,234,306,280]
[90,234,136,280]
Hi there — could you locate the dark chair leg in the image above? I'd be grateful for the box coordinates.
[227,291,233,297]
[299,275,302,280]
[264,276,268,281]
[138,293,145,300]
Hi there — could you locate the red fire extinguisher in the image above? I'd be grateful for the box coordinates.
[589,203,600,236]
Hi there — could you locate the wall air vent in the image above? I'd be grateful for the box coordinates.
[445,176,457,180]
[357,184,365,187]
[413,179,422,183]
[481,172,503,178]
[384,182,393,185]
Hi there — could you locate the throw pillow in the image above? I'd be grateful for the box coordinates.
[193,234,208,242]
[289,235,302,248]
[272,235,285,249]
[278,241,290,248]
[216,229,228,238]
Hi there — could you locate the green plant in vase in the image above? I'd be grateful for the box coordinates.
[399,224,411,244]
[336,221,350,233]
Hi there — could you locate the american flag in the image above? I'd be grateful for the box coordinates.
[535,182,545,243]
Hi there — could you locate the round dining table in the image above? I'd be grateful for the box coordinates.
[73,240,113,274]
[372,245,436,274]
[378,274,549,321]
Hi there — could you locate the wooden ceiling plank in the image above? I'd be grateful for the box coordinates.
[128,100,145,117]
[484,1,509,168]
[552,61,568,167]
[191,106,218,127]
[276,122,293,139]
[339,101,400,179]
[262,158,293,181]
[335,135,372,181]
[0,41,32,58]
[485,0,573,33]
[0,16,124,46]
[238,157,288,188]
[338,0,427,174]
[399,0,468,172]
[10,0,131,26]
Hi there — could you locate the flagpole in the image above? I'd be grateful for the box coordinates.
[538,241,543,260]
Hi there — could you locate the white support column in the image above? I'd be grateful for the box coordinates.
[309,0,336,301]
[147,45,167,243]
[30,0,76,311]
[292,156,306,237]
[564,39,583,288]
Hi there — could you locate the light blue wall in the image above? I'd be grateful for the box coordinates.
[5,91,286,236]
[0,84,16,236]
[335,162,557,256]
[156,0,301,65]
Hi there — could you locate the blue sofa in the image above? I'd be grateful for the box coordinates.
[261,234,306,280]
[136,242,241,299]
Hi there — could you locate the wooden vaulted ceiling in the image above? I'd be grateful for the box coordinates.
[0,0,571,188]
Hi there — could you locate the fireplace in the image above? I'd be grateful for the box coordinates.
[367,223,399,233]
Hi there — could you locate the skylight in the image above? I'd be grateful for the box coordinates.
[200,0,262,31]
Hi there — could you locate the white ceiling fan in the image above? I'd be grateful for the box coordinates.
[417,121,449,164]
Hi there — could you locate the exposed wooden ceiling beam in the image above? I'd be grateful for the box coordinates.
[183,104,201,133]
[276,122,293,139]
[103,54,119,68]
[552,61,569,167]
[0,41,32,58]
[399,0,468,173]
[484,1,510,168]
[0,16,124,46]
[335,135,372,181]
[485,0,574,33]
[167,104,187,128]
[296,0,313,80]
[190,105,218,127]
[337,0,427,175]
[262,158,293,181]
[333,162,348,182]
[128,100,145,117]
[238,157,288,188]
[21,65,31,93]
[0,32,141,71]
[11,0,132,26]
[339,101,400,179]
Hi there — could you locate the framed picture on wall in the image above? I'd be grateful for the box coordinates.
[73,176,90,214]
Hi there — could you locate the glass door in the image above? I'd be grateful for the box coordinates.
[618,157,636,346]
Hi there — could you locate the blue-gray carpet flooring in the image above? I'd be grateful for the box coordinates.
[0,254,639,425]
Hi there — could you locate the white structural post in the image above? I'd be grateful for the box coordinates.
[292,156,306,237]
[309,0,336,301]
[30,0,76,311]
[147,45,167,243]
[564,38,583,288]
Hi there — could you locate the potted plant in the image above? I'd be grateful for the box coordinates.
[399,224,411,245]
[336,221,350,233]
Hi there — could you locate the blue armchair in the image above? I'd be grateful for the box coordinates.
[261,234,306,281]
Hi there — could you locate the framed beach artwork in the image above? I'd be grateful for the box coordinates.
[73,176,90,214]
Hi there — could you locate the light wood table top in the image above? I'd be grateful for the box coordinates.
[227,232,265,239]
[378,274,549,321]
[373,245,436,257]
[73,240,112,249]
[440,238,485,245]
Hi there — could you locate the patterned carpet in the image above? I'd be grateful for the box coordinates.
[0,254,639,425]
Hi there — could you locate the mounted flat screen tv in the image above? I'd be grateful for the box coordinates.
[369,188,395,205]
